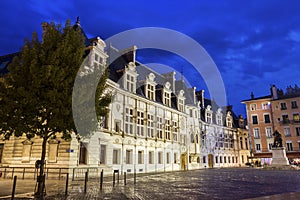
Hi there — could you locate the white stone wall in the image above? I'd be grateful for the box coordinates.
[0,38,251,175]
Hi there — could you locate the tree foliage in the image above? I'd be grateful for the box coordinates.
[1,20,87,140]
[0,19,112,196]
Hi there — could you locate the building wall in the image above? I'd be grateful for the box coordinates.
[0,133,73,168]
[242,86,300,162]
[243,97,272,154]
[272,96,300,152]
[237,128,251,166]
[0,36,249,174]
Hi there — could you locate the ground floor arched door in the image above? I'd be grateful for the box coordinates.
[181,154,187,170]
[208,154,214,168]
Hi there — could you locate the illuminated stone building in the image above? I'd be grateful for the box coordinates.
[0,20,249,178]
[242,85,300,165]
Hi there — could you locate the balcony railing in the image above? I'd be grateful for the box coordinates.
[279,119,290,125]
[292,120,300,124]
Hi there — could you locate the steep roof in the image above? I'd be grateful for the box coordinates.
[107,45,184,110]
[73,17,90,47]
[175,80,196,106]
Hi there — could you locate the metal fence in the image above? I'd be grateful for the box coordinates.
[0,167,100,180]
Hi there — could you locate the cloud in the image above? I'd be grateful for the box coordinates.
[288,30,300,42]
[1,0,300,115]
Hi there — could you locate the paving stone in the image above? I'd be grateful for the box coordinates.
[1,168,300,200]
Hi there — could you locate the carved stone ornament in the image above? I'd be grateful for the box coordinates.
[147,73,156,82]
[22,139,33,145]
[48,139,60,144]
[127,62,136,71]
[179,90,185,97]
[96,36,106,48]
[165,82,171,89]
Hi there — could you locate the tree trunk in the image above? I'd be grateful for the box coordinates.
[36,137,47,198]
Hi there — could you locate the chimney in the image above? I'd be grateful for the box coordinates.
[120,45,138,63]
[271,84,278,100]
[196,90,205,108]
[223,105,232,112]
[162,72,176,93]
[250,92,254,99]
[186,87,197,104]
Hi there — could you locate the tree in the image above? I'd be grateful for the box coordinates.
[0,20,111,197]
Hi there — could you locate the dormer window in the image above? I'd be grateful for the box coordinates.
[163,82,172,107]
[205,105,212,124]
[94,54,103,65]
[126,74,135,92]
[206,112,212,123]
[124,62,137,93]
[177,90,185,112]
[90,36,107,70]
[226,112,232,128]
[178,99,184,112]
[145,73,156,101]
[216,108,222,125]
[217,115,222,125]
[164,92,171,106]
[147,85,155,100]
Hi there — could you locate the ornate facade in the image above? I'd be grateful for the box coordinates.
[0,21,250,177]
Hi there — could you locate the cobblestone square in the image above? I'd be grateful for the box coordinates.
[1,168,300,199]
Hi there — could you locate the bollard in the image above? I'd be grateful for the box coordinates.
[113,172,115,187]
[11,176,17,200]
[11,168,14,180]
[22,168,25,180]
[134,169,136,185]
[59,168,61,180]
[84,171,88,193]
[34,168,36,180]
[65,173,69,196]
[72,168,75,181]
[117,171,119,184]
[40,175,46,200]
[100,170,103,191]
[124,172,126,185]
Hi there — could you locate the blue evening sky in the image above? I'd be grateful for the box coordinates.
[1,0,300,116]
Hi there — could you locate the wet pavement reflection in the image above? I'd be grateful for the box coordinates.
[124,168,300,200]
[1,168,300,199]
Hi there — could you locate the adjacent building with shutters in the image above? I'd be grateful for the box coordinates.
[242,85,300,165]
